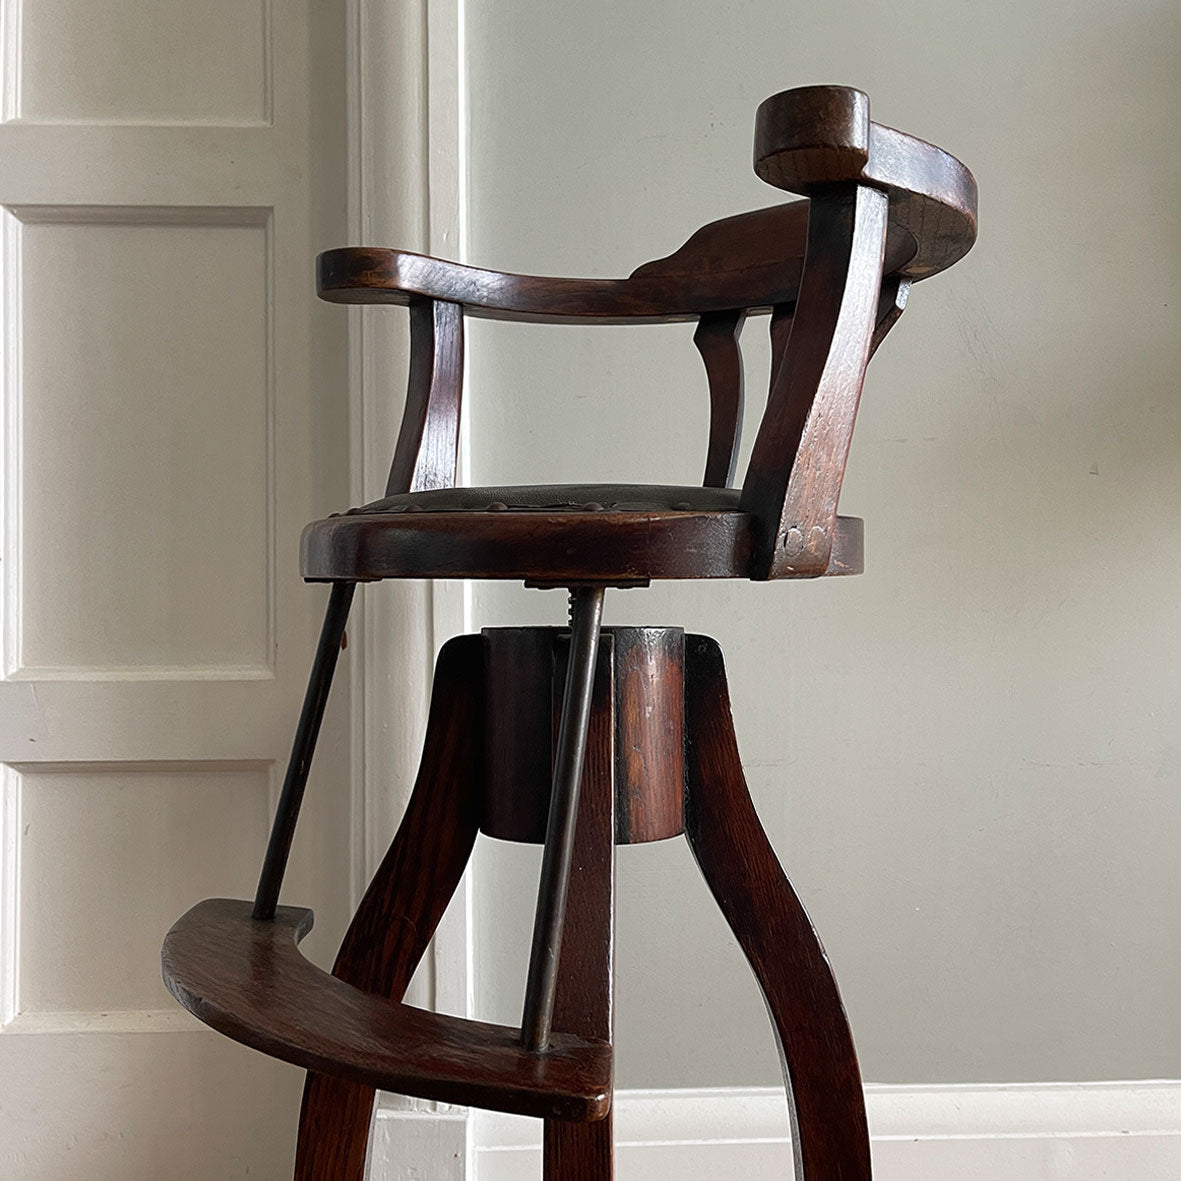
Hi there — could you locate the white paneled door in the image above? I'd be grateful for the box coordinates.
[0,3,351,1176]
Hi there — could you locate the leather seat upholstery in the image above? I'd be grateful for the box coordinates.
[350,483,743,515]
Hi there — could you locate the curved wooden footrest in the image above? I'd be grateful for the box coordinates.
[162,898,612,1122]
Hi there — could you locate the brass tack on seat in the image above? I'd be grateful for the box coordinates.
[487,501,509,511]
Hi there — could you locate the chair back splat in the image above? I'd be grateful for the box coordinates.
[161,85,977,1181]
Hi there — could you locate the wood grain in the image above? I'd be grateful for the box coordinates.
[612,629,684,844]
[754,84,977,279]
[386,297,463,494]
[740,186,888,578]
[163,899,611,1122]
[301,504,865,583]
[164,86,978,1180]
[683,634,870,1181]
[292,635,484,1178]
[317,200,918,324]
[694,309,746,488]
[480,629,684,846]
[311,86,975,588]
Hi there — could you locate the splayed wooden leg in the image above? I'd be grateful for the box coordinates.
[684,634,871,1181]
[293,635,484,1180]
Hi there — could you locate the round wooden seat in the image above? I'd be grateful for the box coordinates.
[300,483,865,582]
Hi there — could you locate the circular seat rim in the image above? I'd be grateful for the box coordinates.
[300,509,864,582]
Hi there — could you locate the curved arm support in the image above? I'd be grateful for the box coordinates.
[694,309,747,487]
[683,634,870,1181]
[870,276,911,357]
[386,297,463,495]
[740,185,888,578]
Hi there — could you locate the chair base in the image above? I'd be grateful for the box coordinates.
[162,621,872,1180]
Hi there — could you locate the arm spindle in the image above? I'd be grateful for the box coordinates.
[386,298,464,495]
[694,309,747,488]
[768,302,793,393]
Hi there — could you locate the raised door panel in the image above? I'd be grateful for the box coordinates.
[12,0,270,125]
[7,208,271,678]
[11,762,270,1021]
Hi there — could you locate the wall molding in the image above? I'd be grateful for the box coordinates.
[455,1082,1181,1180]
[347,0,474,1169]
[345,0,471,899]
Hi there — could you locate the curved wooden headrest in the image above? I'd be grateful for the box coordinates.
[754,85,977,280]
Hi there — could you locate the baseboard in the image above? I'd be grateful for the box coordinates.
[458,1081,1181,1180]
[369,1104,471,1181]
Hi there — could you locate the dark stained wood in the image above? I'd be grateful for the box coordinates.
[317,202,918,325]
[768,301,793,393]
[683,634,870,1181]
[162,900,610,1123]
[870,275,911,357]
[316,203,807,324]
[544,630,616,1179]
[163,86,977,1181]
[754,84,977,280]
[694,309,746,487]
[480,628,684,846]
[386,298,463,494]
[311,87,975,587]
[630,201,810,290]
[612,629,684,844]
[756,86,873,183]
[481,627,556,843]
[292,635,485,1179]
[301,506,865,583]
[740,186,888,578]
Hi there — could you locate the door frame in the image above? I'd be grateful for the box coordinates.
[346,1,474,1175]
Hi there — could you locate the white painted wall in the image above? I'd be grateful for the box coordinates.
[468,1082,1181,1181]
[456,0,1181,1093]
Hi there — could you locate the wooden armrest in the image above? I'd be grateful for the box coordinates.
[316,244,803,324]
[317,200,918,323]
[317,247,641,320]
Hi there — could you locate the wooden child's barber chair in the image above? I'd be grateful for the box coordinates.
[163,86,976,1179]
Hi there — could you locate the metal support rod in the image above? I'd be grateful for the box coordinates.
[520,585,607,1051]
[253,581,356,920]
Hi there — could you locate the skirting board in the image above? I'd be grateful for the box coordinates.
[373,1081,1181,1180]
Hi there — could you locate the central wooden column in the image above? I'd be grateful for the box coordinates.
[481,626,686,1179]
